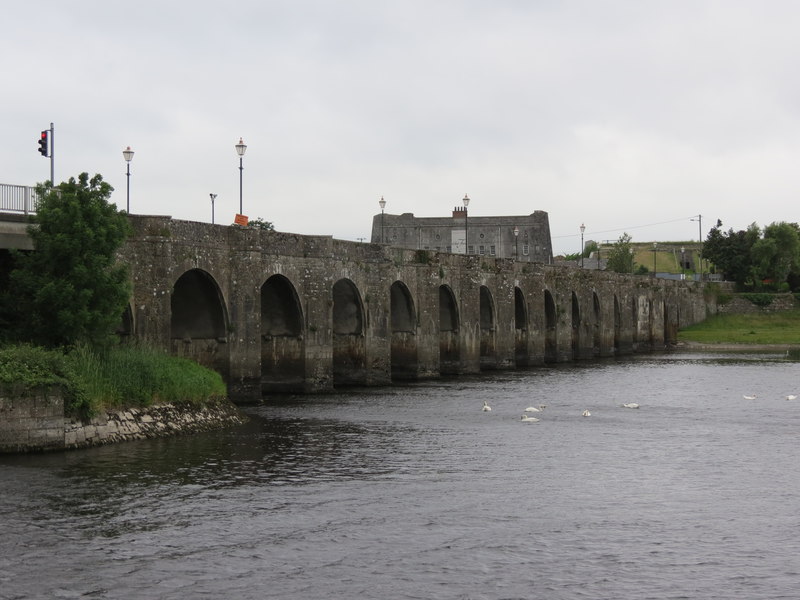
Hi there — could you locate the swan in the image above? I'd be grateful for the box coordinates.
[622,403,640,409]
[743,394,757,400]
[520,414,540,422]
[482,401,492,412]
[786,395,797,401]
[524,406,542,413]
[582,410,591,417]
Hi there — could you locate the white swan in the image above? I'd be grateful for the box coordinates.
[786,395,797,401]
[482,401,492,412]
[524,405,542,413]
[743,394,757,400]
[622,403,640,409]
[520,414,540,422]
[582,410,591,417]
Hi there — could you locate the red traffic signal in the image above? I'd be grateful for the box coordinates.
[38,131,49,157]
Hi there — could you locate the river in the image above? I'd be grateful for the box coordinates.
[2,351,800,599]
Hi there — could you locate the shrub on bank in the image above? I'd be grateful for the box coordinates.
[0,344,227,418]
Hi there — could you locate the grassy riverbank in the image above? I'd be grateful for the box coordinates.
[0,344,227,418]
[678,309,800,345]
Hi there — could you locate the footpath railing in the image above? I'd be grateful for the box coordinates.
[0,184,41,214]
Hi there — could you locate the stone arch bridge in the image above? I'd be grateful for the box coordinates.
[120,216,713,399]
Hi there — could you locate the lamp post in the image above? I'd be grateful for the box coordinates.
[235,137,247,215]
[579,223,586,268]
[630,247,635,274]
[379,196,386,243]
[652,242,658,278]
[122,146,134,213]
[691,214,703,279]
[680,246,685,280]
[463,194,470,255]
[513,226,519,260]
[210,193,217,224]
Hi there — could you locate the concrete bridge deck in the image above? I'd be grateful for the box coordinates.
[115,215,713,400]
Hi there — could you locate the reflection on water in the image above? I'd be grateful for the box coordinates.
[2,351,800,600]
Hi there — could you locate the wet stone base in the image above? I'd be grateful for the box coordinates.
[63,401,248,450]
[1,389,247,453]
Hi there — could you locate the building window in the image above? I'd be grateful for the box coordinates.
[468,245,475,255]
[490,245,496,256]
[446,246,452,253]
[479,245,486,255]
[523,244,530,256]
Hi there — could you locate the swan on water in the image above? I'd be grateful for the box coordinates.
[482,401,492,412]
[582,410,591,417]
[524,405,545,412]
[520,414,540,422]
[786,395,797,401]
[622,403,640,409]
[743,394,757,400]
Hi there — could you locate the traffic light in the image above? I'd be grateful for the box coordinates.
[38,131,49,157]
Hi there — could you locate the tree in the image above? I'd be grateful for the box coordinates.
[704,221,759,289]
[7,173,132,348]
[751,222,800,289]
[248,217,275,231]
[605,232,635,273]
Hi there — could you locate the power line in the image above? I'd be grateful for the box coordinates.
[553,215,700,239]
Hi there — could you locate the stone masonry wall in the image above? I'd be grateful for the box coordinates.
[1,389,247,453]
[716,294,797,314]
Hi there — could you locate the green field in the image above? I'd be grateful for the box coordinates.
[678,309,800,345]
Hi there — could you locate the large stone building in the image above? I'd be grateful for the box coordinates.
[371,207,553,263]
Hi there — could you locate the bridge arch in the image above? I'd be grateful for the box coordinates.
[571,291,581,360]
[117,303,134,341]
[439,284,460,374]
[514,287,529,365]
[479,285,497,369]
[261,274,305,392]
[390,281,418,379]
[332,278,366,386]
[170,268,229,378]
[631,296,640,350]
[544,289,557,363]
[592,291,602,357]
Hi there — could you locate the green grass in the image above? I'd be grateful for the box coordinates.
[678,309,800,345]
[0,343,227,418]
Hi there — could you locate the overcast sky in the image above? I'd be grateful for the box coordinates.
[4,1,799,254]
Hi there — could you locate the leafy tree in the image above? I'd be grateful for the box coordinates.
[751,222,800,289]
[6,173,131,349]
[605,232,635,273]
[704,221,759,289]
[249,217,275,231]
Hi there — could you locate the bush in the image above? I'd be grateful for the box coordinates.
[0,343,227,419]
[740,293,774,307]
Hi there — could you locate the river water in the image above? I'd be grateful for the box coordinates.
[2,351,800,599]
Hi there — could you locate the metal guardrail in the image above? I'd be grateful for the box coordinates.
[0,184,42,214]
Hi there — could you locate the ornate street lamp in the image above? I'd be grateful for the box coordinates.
[513,226,519,259]
[463,194,470,255]
[235,137,247,215]
[681,246,685,280]
[379,196,386,243]
[652,242,658,278]
[122,146,134,213]
[579,223,586,268]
